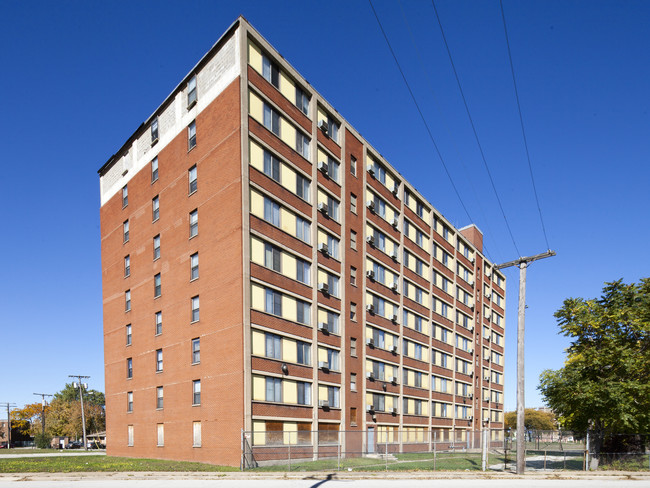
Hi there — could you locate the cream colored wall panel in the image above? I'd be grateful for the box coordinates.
[282,295,297,322]
[279,72,295,101]
[252,375,265,401]
[250,139,264,171]
[250,236,265,266]
[283,381,297,404]
[252,330,265,356]
[249,91,264,122]
[280,119,296,148]
[281,164,297,193]
[251,283,264,311]
[280,208,295,235]
[252,420,265,445]
[248,40,263,73]
[283,338,297,363]
[283,254,297,280]
[250,189,264,218]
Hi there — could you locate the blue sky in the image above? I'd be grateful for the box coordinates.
[1,1,648,413]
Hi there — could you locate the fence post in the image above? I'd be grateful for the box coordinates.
[543,450,547,470]
[240,428,244,471]
[288,442,291,472]
[585,430,590,471]
[385,434,388,471]
[337,430,341,471]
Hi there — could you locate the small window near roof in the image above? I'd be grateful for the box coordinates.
[151,118,159,145]
[187,75,197,108]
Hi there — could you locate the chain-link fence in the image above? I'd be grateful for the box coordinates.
[241,428,649,472]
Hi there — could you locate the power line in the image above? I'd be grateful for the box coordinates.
[430,0,521,258]
[499,0,551,250]
[368,0,475,226]
[396,0,502,264]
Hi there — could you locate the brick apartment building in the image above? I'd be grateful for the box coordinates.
[99,17,506,466]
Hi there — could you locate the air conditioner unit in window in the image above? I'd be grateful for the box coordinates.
[468,348,474,354]
[391,345,398,354]
[366,404,375,413]
[485,271,491,278]
[318,120,329,134]
[468,416,473,421]
[366,338,374,347]
[391,314,398,324]
[469,326,474,332]
[486,336,491,342]
[318,282,329,294]
[390,376,398,384]
[469,371,474,377]
[366,304,375,313]
[366,269,375,279]
[470,256,475,264]
[486,357,491,362]
[468,393,473,399]
[366,235,375,246]
[366,200,375,212]
[390,250,398,260]
[485,292,491,299]
[318,361,329,370]
[319,399,330,407]
[391,217,399,228]
[317,160,328,174]
[484,376,490,382]
[366,371,375,380]
[318,202,328,215]
[367,164,375,176]
[392,407,398,414]
[391,281,399,292]
[318,322,329,333]
[469,280,475,287]
[392,184,399,196]
[318,243,329,255]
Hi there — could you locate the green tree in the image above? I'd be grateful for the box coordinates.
[504,409,556,431]
[48,384,105,438]
[539,278,650,466]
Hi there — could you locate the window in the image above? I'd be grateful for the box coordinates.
[155,311,162,335]
[122,185,128,207]
[152,196,159,221]
[153,235,160,260]
[321,309,339,334]
[326,348,340,371]
[350,373,357,391]
[262,55,280,88]
[296,173,310,201]
[325,194,340,220]
[157,424,164,446]
[325,385,340,408]
[151,117,159,144]
[327,156,341,183]
[265,288,282,316]
[126,358,133,379]
[188,121,196,150]
[189,210,198,238]
[193,421,202,447]
[350,194,357,214]
[263,151,281,183]
[123,220,129,243]
[264,243,281,272]
[350,266,357,286]
[189,165,197,194]
[297,382,311,405]
[124,255,130,277]
[372,328,386,349]
[265,377,282,402]
[321,115,340,143]
[127,391,133,412]
[296,300,310,325]
[350,230,357,250]
[192,338,200,364]
[350,302,357,321]
[326,234,340,260]
[296,132,310,159]
[155,349,163,372]
[263,198,281,227]
[191,296,200,322]
[265,333,282,360]
[350,338,357,357]
[127,425,134,446]
[187,75,197,107]
[126,324,132,346]
[190,253,199,280]
[156,386,163,409]
[151,157,159,183]
[296,258,310,285]
[296,86,309,115]
[125,290,131,312]
[154,273,161,298]
[192,380,201,405]
[350,156,357,176]
[295,216,310,244]
[263,103,280,136]
[296,340,310,365]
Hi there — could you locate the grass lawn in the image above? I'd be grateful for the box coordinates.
[0,455,237,473]
[251,452,508,472]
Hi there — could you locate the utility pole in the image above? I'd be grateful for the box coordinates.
[33,393,53,436]
[495,250,555,474]
[0,403,17,448]
[69,375,90,450]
